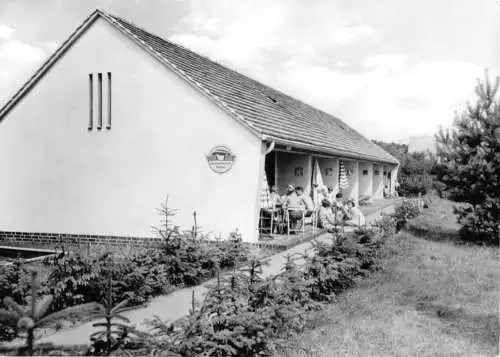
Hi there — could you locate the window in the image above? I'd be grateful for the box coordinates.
[107,72,112,129]
[97,73,102,130]
[88,72,112,131]
[88,74,93,130]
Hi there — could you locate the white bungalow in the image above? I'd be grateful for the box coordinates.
[0,10,399,243]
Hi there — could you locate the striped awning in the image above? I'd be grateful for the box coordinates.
[339,160,349,190]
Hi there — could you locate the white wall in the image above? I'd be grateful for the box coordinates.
[390,166,399,195]
[317,157,339,193]
[383,165,391,193]
[358,162,373,198]
[372,164,384,199]
[276,152,312,196]
[0,18,263,241]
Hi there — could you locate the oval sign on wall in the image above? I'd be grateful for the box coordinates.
[206,146,236,174]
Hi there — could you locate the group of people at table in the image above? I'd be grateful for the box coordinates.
[263,184,366,234]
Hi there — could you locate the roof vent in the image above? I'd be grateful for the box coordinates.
[267,95,277,103]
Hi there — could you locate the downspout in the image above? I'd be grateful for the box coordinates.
[264,140,275,155]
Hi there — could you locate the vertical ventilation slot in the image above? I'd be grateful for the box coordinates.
[107,72,112,129]
[88,74,93,130]
[97,73,103,130]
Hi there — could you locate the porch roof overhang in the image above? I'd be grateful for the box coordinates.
[264,137,399,167]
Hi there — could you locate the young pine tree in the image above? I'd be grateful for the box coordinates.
[435,70,500,244]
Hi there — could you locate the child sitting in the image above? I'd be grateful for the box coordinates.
[344,199,366,227]
[318,199,338,232]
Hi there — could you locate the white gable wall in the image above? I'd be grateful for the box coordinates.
[0,18,263,241]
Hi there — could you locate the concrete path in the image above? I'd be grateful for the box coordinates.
[39,232,337,346]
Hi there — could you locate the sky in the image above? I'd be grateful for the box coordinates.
[0,0,498,143]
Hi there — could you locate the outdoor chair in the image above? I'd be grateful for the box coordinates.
[303,209,318,234]
[259,208,275,236]
[285,208,305,239]
[308,209,320,234]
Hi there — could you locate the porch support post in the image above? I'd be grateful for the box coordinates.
[390,165,399,195]
[351,160,359,205]
[367,162,374,197]
[306,155,313,196]
[254,142,268,242]
[274,150,278,187]
[373,164,384,199]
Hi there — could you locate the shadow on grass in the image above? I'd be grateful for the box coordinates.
[415,299,500,350]
[405,223,461,243]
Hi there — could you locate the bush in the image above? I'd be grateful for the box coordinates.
[373,215,397,237]
[392,198,423,231]
[40,234,250,314]
[1,219,395,355]
[397,180,428,197]
[454,200,500,245]
[0,261,32,341]
[128,226,394,357]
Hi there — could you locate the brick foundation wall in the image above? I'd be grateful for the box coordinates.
[0,230,289,253]
[0,230,162,249]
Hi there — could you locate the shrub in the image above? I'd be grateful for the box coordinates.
[72,223,394,357]
[0,270,101,356]
[397,179,428,197]
[86,270,132,357]
[392,198,422,231]
[42,253,102,311]
[37,201,251,315]
[454,201,500,245]
[2,197,395,355]
[0,261,33,342]
[373,215,397,237]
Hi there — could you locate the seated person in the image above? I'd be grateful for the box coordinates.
[332,192,346,222]
[260,186,281,231]
[281,184,293,205]
[318,199,337,231]
[343,199,366,226]
[316,186,328,208]
[296,186,314,218]
[269,185,282,207]
[325,185,335,204]
[283,184,305,226]
[383,185,390,198]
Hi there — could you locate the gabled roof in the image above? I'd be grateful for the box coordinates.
[0,9,398,165]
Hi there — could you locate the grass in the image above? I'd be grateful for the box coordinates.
[276,197,499,357]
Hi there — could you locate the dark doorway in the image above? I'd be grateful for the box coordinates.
[264,152,276,187]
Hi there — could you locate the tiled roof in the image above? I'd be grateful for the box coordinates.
[0,10,398,165]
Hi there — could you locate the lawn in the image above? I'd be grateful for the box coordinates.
[277,198,499,357]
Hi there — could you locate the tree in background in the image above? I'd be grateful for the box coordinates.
[372,140,408,164]
[434,70,500,245]
[372,141,437,196]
